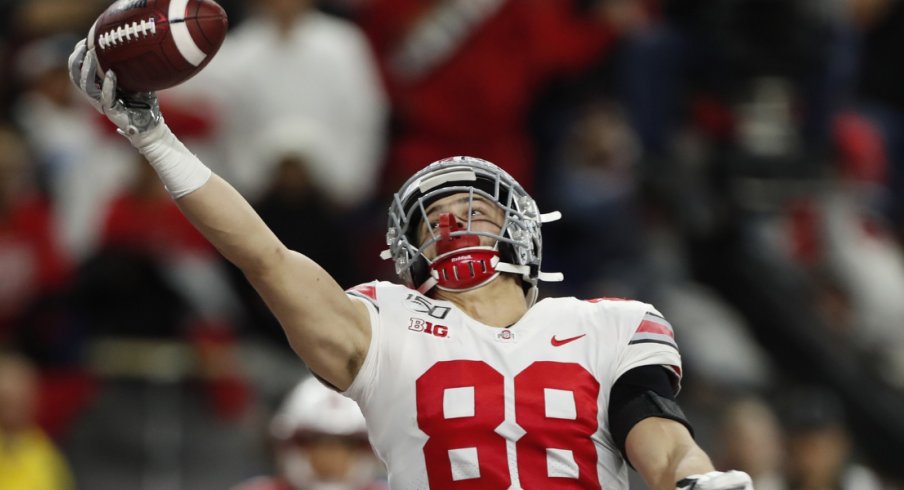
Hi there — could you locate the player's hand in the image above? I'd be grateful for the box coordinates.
[68,38,162,140]
[68,38,209,199]
[676,470,754,490]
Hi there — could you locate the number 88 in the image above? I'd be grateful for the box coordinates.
[415,360,601,489]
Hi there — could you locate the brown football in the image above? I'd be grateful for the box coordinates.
[88,0,227,92]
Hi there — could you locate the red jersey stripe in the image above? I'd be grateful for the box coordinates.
[347,283,377,301]
[636,319,674,338]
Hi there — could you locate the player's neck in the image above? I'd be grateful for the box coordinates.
[434,275,527,327]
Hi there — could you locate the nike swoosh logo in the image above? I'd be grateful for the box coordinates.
[551,334,586,347]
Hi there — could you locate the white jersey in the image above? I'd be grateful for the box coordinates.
[344,281,682,490]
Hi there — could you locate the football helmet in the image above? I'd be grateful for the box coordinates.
[271,376,367,441]
[271,376,377,490]
[383,156,562,305]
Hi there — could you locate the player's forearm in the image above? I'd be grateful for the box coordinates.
[627,418,715,490]
[175,174,287,275]
[668,444,717,489]
[128,121,287,274]
[644,443,714,490]
[178,176,371,390]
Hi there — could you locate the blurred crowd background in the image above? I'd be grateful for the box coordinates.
[2,0,904,488]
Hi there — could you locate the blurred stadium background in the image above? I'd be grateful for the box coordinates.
[2,0,904,488]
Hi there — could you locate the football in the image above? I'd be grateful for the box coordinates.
[88,0,228,92]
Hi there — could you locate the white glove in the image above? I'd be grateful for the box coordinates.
[67,38,211,199]
[676,470,754,490]
[68,38,162,141]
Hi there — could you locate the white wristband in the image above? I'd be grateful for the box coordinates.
[127,121,212,199]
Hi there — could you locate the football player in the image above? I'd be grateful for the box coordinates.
[69,40,753,490]
[233,375,385,490]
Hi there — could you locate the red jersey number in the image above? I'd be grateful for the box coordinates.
[416,361,601,489]
[416,361,511,489]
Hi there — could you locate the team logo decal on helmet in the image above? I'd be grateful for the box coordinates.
[382,156,562,305]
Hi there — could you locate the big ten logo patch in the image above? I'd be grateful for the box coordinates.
[409,318,450,338]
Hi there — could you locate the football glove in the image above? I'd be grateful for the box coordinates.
[68,38,162,142]
[67,38,211,198]
[676,470,754,490]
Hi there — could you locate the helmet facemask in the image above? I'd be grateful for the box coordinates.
[382,157,562,305]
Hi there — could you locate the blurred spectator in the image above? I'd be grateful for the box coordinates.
[74,155,251,420]
[12,33,138,260]
[766,112,904,386]
[657,280,773,392]
[98,157,243,329]
[0,352,75,490]
[234,120,360,353]
[357,0,631,193]
[232,375,386,490]
[545,100,645,295]
[0,124,69,343]
[782,387,882,490]
[716,396,785,490]
[252,119,359,284]
[618,0,834,156]
[13,33,90,189]
[849,0,904,230]
[100,158,214,259]
[179,0,388,207]
[74,156,218,338]
[541,100,774,390]
[0,125,95,439]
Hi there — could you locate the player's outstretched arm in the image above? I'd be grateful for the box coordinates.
[68,40,370,390]
[626,417,753,490]
[175,177,371,391]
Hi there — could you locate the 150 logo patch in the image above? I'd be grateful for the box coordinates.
[405,294,451,319]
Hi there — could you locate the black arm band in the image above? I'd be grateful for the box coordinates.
[608,366,694,466]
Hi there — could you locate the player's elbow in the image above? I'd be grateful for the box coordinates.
[287,333,364,391]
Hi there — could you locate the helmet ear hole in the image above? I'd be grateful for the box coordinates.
[410,255,431,290]
[498,241,516,267]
